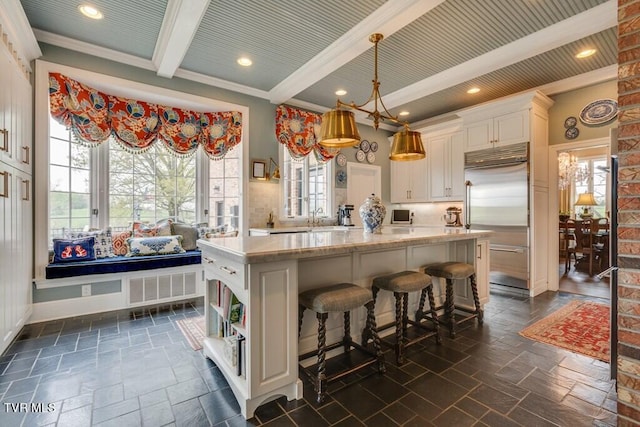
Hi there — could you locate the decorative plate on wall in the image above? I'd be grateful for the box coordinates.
[564,116,577,128]
[356,149,366,162]
[370,141,378,152]
[336,170,347,187]
[366,152,376,163]
[359,140,370,153]
[565,127,579,140]
[335,152,347,167]
[579,99,618,126]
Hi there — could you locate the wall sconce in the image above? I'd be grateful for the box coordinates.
[267,157,280,180]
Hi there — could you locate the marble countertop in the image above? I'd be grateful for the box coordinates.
[198,226,493,264]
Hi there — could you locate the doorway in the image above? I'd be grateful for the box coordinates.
[549,137,611,298]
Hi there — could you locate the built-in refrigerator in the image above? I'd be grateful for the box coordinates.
[464,142,530,290]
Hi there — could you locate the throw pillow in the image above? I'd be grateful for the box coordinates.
[171,223,199,251]
[53,237,96,263]
[125,235,186,257]
[132,221,159,238]
[195,224,226,239]
[112,230,132,256]
[67,228,116,259]
[155,219,173,236]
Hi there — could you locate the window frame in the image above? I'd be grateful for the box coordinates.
[34,60,249,279]
[278,145,334,222]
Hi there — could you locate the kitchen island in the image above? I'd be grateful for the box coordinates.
[197,226,492,418]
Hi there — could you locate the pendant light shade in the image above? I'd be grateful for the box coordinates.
[389,129,425,161]
[319,110,360,148]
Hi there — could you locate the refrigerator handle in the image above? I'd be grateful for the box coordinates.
[465,180,472,229]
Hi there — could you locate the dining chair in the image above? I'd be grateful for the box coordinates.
[563,219,577,273]
[573,219,596,276]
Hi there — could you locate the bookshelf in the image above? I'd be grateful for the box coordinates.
[200,252,300,419]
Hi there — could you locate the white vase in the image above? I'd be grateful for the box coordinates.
[359,193,386,234]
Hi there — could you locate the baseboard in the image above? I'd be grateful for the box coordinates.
[29,293,126,323]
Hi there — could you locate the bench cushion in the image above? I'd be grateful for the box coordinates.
[46,250,201,279]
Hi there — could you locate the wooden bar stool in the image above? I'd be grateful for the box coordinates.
[362,271,440,365]
[298,283,385,404]
[422,262,483,338]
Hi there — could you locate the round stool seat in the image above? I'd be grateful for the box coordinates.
[299,283,372,313]
[372,271,432,293]
[424,261,474,280]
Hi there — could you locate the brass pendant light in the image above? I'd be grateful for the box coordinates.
[319,33,425,161]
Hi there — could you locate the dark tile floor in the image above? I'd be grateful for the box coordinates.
[0,290,616,426]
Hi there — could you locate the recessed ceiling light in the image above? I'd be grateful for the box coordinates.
[335,89,347,96]
[398,111,410,117]
[237,57,252,67]
[78,4,103,19]
[467,87,480,94]
[576,49,596,59]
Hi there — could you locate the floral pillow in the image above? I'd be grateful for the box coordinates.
[52,237,96,263]
[112,230,132,256]
[125,235,185,257]
[132,220,173,237]
[67,228,116,259]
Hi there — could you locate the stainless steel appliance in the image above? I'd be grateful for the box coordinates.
[337,204,355,226]
[464,142,530,290]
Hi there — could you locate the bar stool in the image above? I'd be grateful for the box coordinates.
[422,262,483,338]
[298,283,385,404]
[362,271,440,365]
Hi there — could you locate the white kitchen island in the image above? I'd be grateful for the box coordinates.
[197,226,492,418]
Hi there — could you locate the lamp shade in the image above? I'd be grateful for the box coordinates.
[574,192,598,206]
[389,129,425,161]
[319,110,360,148]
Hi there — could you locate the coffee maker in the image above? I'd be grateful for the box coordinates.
[337,204,354,226]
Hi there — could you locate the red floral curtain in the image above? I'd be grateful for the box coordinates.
[49,73,242,159]
[275,105,336,162]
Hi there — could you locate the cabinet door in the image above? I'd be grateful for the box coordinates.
[448,131,465,200]
[428,134,448,201]
[464,119,493,152]
[14,72,32,174]
[14,169,31,329]
[0,165,10,349]
[0,47,11,165]
[408,157,429,202]
[494,110,529,147]
[390,160,411,203]
[475,238,490,305]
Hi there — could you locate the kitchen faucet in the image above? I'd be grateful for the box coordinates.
[311,207,324,226]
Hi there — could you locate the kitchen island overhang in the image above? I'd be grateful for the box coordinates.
[197,226,492,418]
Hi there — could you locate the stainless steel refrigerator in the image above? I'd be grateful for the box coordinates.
[464,142,530,290]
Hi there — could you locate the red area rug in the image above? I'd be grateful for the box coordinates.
[176,316,205,351]
[519,300,610,362]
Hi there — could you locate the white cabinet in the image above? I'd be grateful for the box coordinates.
[0,46,32,173]
[427,131,464,201]
[390,157,428,203]
[0,38,33,355]
[464,110,529,152]
[200,248,300,419]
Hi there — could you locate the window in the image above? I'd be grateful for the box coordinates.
[281,147,332,219]
[209,153,240,230]
[49,118,91,240]
[574,157,608,218]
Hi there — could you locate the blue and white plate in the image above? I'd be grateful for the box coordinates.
[579,99,618,126]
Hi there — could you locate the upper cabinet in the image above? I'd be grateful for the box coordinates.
[426,129,464,202]
[0,46,32,174]
[464,110,529,152]
[390,156,428,203]
[459,92,553,188]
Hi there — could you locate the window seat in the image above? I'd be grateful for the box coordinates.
[45,250,202,279]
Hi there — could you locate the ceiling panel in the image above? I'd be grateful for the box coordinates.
[390,28,618,123]
[20,0,166,59]
[180,0,386,91]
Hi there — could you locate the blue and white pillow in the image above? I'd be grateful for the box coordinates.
[53,237,96,263]
[67,228,116,259]
[125,235,185,257]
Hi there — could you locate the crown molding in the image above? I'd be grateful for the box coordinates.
[0,0,41,70]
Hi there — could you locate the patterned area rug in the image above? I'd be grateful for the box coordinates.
[519,300,610,362]
[176,316,205,351]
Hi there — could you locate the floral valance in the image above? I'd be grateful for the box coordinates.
[49,72,242,159]
[275,105,336,162]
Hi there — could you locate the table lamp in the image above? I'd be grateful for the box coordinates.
[575,192,598,218]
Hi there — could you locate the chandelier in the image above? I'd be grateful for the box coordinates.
[319,33,426,161]
[558,152,588,190]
